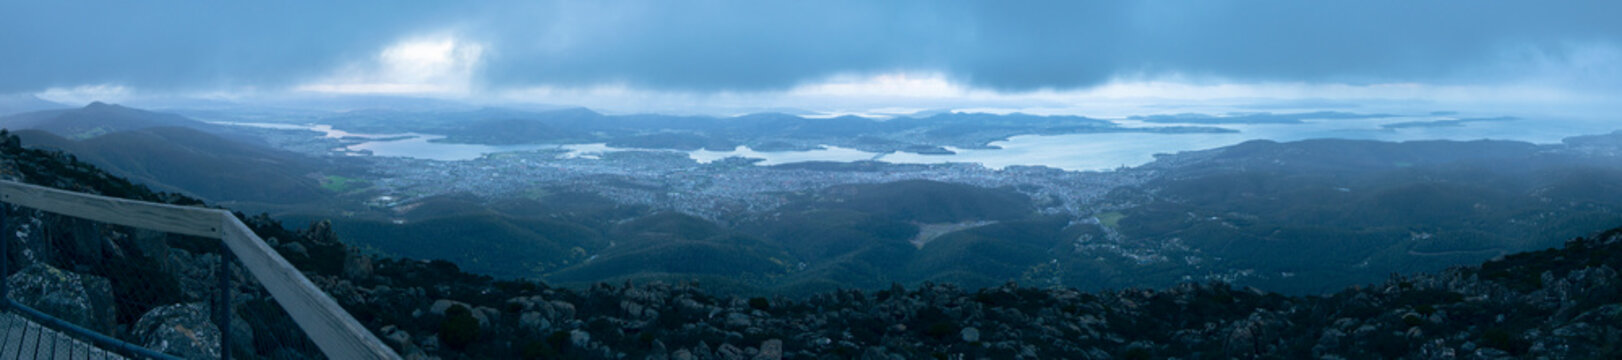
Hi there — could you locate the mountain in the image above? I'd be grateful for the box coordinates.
[12,126,332,205]
[5,130,1620,359]
[1129,111,1397,124]
[0,102,228,139]
[0,94,68,116]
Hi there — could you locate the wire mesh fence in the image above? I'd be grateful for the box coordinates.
[1,203,327,359]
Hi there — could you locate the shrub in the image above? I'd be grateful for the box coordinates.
[749,297,771,311]
[924,321,957,339]
[440,305,480,350]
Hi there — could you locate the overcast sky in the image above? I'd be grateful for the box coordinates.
[3,1,1619,114]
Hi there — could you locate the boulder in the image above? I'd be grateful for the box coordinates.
[519,311,552,332]
[429,299,469,316]
[5,263,116,333]
[569,329,592,348]
[961,326,981,342]
[754,339,783,360]
[342,247,373,281]
[132,303,221,360]
[717,343,745,360]
[279,242,308,258]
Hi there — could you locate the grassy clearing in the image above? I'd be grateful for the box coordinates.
[1096,211,1126,230]
[321,175,364,193]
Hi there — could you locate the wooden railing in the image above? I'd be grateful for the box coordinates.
[0,180,400,359]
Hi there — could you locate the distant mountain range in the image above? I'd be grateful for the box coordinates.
[315,106,1234,153]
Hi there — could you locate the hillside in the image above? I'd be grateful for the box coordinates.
[295,134,1622,297]
[4,129,1619,359]
[12,126,335,205]
[0,102,224,139]
[1096,138,1622,293]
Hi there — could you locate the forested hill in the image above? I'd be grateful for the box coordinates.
[4,130,1622,358]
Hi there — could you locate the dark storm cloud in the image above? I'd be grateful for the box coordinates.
[2,1,1618,93]
[0,1,458,92]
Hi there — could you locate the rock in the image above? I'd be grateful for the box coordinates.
[280,242,308,258]
[672,349,694,360]
[403,346,433,360]
[65,218,103,266]
[754,339,783,360]
[717,343,745,360]
[228,316,255,357]
[418,332,441,352]
[725,312,752,328]
[132,303,221,360]
[961,326,981,342]
[166,249,216,300]
[474,306,500,328]
[382,325,411,347]
[859,346,895,360]
[429,299,469,316]
[303,219,340,244]
[342,247,373,281]
[549,300,577,320]
[5,263,116,333]
[622,300,646,318]
[519,311,551,331]
[1314,328,1345,352]
[695,341,714,359]
[131,229,173,266]
[570,329,591,348]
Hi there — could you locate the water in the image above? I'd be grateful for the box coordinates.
[211,121,560,161]
[215,113,1622,171]
[345,135,558,161]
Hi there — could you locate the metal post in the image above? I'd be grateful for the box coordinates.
[219,247,233,360]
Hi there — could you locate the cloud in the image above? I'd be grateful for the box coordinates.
[297,35,485,95]
[2,1,1619,94]
[34,84,132,106]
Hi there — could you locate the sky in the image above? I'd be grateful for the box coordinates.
[3,1,1620,115]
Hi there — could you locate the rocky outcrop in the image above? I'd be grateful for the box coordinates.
[4,263,116,334]
[292,228,1622,359]
[131,303,221,360]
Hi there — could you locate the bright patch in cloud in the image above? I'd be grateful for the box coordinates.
[34,84,133,105]
[298,35,484,95]
[788,72,970,98]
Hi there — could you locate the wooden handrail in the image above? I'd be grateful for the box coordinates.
[0,180,401,360]
[0,181,222,238]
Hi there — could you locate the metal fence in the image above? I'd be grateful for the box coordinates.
[0,180,398,359]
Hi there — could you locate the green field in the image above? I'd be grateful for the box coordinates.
[1095,211,1126,230]
[321,175,364,193]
